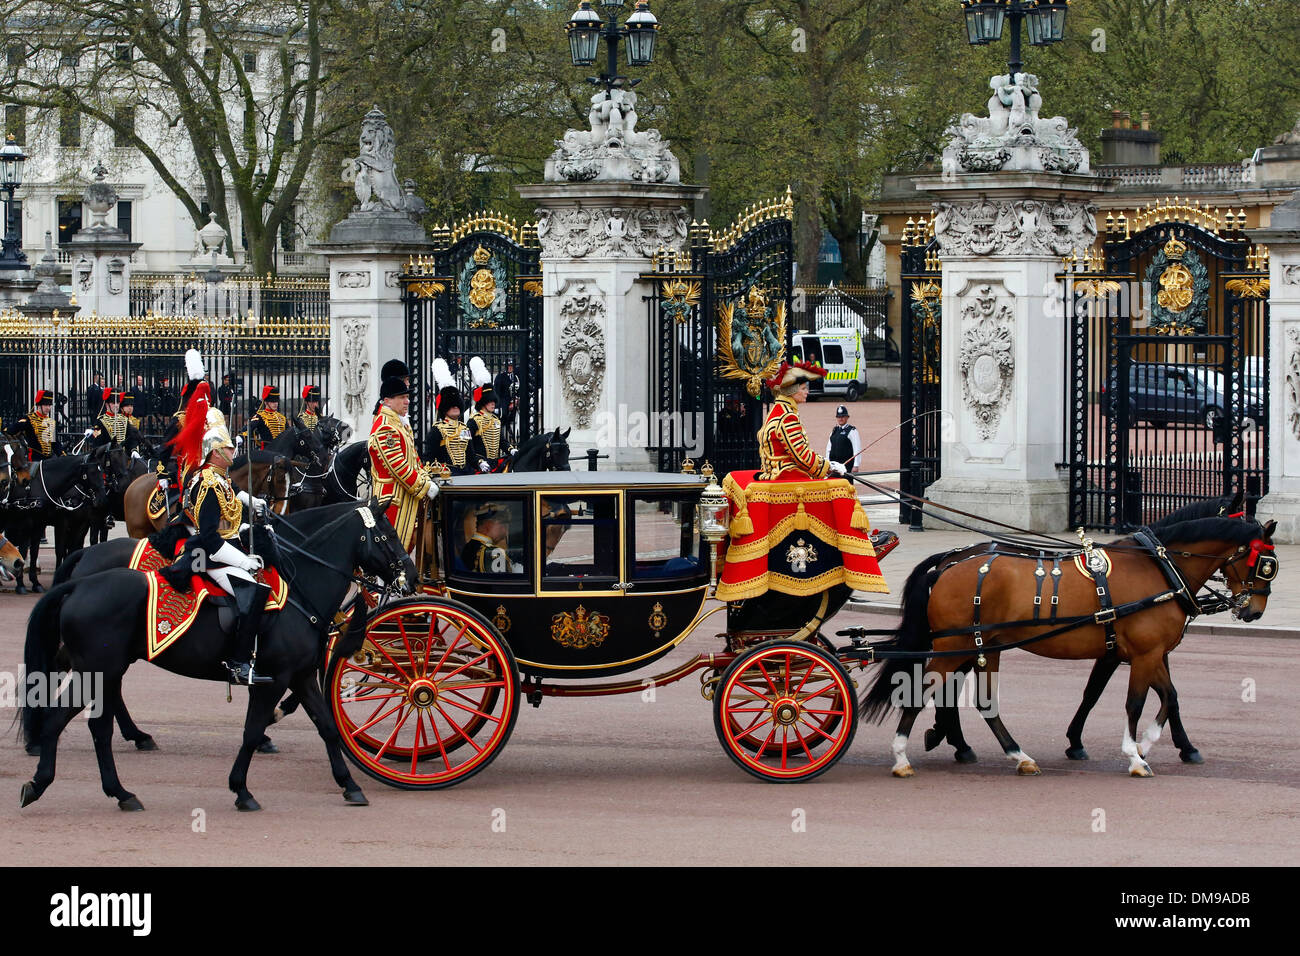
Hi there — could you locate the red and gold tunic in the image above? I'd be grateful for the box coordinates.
[716,395,886,601]
[368,405,432,551]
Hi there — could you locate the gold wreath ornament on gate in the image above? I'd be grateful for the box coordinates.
[468,245,498,310]
[1156,238,1194,313]
[718,285,787,398]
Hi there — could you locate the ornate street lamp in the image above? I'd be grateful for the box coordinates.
[960,0,1069,76]
[0,133,29,271]
[565,0,659,96]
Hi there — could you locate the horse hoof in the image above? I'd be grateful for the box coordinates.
[1065,746,1089,761]
[954,747,977,764]
[1130,763,1155,778]
[30,583,43,593]
[923,728,944,752]
[892,764,915,779]
[256,740,279,755]
[118,795,145,812]
[235,796,262,812]
[343,789,369,806]
[15,584,26,595]
[1180,749,1204,765]
[1016,760,1041,776]
[19,782,40,808]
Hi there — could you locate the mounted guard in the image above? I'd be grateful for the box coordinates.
[430,357,478,476]
[165,372,275,684]
[251,385,287,450]
[467,357,507,473]
[91,389,145,457]
[298,384,322,431]
[369,375,439,552]
[9,390,62,461]
[715,361,888,602]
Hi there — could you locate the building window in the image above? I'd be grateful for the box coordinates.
[57,198,83,245]
[114,106,135,147]
[116,200,132,239]
[6,44,23,68]
[203,47,219,74]
[243,51,256,73]
[4,105,24,145]
[280,205,298,252]
[59,108,80,147]
[276,112,295,147]
[114,44,132,63]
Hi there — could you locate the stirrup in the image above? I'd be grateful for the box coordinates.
[225,660,273,686]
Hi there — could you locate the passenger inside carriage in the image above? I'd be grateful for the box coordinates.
[458,501,526,576]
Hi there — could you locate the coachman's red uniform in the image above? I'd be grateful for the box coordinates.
[716,364,886,601]
[368,404,432,551]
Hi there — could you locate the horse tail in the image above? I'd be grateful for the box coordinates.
[327,594,372,677]
[859,550,951,724]
[16,580,78,748]
[53,547,87,585]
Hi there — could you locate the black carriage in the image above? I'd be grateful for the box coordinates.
[329,468,888,788]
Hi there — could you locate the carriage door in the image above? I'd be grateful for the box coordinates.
[1064,204,1270,530]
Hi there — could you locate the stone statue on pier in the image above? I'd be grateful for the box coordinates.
[942,72,1088,176]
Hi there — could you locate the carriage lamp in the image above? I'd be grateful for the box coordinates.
[960,0,1068,76]
[697,461,729,592]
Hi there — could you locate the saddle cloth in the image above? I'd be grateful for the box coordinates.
[128,538,287,660]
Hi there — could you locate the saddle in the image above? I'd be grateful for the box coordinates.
[128,538,287,660]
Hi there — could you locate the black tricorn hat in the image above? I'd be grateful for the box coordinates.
[380,376,412,400]
[381,359,412,382]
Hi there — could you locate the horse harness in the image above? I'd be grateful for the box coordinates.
[868,529,1227,666]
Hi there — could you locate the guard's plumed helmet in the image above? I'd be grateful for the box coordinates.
[202,406,235,459]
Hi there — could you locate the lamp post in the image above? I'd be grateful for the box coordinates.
[960,1,1069,76]
[566,1,660,97]
[0,133,29,271]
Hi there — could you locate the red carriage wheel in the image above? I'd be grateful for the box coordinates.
[329,598,519,790]
[714,641,857,782]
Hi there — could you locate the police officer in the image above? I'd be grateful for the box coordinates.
[825,404,861,470]
[251,385,287,449]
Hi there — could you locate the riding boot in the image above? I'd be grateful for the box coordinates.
[225,579,273,685]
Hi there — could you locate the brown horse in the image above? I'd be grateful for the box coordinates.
[0,533,24,585]
[860,515,1277,778]
[123,458,294,538]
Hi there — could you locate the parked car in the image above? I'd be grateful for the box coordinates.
[1123,363,1263,430]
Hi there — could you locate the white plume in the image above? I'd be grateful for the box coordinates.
[432,358,454,390]
[469,355,490,388]
[184,348,205,382]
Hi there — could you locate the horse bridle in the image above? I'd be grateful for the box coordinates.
[1219,538,1278,614]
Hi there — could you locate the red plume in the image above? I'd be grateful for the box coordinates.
[102,386,113,403]
[167,381,212,473]
[262,385,273,402]
[302,385,311,401]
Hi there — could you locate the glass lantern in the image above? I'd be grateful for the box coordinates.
[696,462,729,588]
[0,134,26,189]
[962,0,1007,45]
[1026,1,1069,45]
[566,2,603,67]
[625,1,659,66]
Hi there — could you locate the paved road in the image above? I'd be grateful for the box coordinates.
[3,565,1296,866]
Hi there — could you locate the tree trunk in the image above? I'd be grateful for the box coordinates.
[795,190,822,290]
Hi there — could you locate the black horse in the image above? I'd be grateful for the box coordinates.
[20,500,417,812]
[89,445,150,546]
[287,414,349,512]
[505,427,572,472]
[232,420,328,514]
[4,453,107,593]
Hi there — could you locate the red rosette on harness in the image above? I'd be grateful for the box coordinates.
[167,380,213,473]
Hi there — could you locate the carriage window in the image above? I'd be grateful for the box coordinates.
[449,497,529,581]
[628,494,705,581]
[540,495,619,589]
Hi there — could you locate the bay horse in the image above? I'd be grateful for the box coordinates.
[859,514,1277,777]
[20,500,417,812]
[922,494,1252,766]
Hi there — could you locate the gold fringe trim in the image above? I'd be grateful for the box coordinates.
[851,501,868,530]
[725,512,879,563]
[729,476,859,506]
[717,567,889,602]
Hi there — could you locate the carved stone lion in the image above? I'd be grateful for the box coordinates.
[342,107,406,213]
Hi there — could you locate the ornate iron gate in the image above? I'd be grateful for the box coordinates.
[898,217,941,525]
[642,191,795,477]
[1064,202,1270,529]
[402,214,542,457]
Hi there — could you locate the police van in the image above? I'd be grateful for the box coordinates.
[791,328,868,401]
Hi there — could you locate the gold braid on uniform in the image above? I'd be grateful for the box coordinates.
[189,468,243,539]
[128,415,142,430]
[471,411,502,459]
[28,408,54,456]
[436,419,470,467]
[257,408,287,439]
[299,411,319,430]
[99,413,128,444]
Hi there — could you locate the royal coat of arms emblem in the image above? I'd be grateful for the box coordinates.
[551,605,611,650]
[718,285,787,397]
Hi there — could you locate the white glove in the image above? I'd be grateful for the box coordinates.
[237,490,268,516]
[479,461,491,473]
[131,450,141,460]
[212,541,261,572]
[241,553,264,572]
[84,428,94,438]
[424,482,439,500]
[828,460,847,477]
